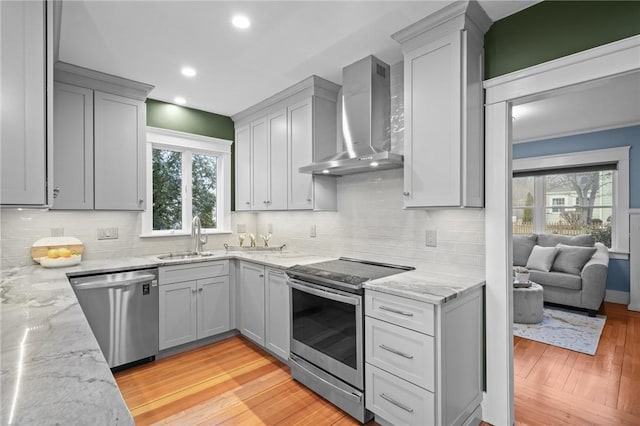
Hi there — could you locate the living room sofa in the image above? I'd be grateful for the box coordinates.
[513,233,609,315]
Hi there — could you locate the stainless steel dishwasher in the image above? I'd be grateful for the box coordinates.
[70,268,159,368]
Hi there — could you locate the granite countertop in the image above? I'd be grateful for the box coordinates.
[0,249,483,425]
[364,269,485,304]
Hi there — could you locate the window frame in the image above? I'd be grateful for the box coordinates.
[141,127,232,237]
[513,146,630,256]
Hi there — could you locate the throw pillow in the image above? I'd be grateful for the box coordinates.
[513,234,537,266]
[538,234,595,248]
[552,244,597,275]
[526,245,559,272]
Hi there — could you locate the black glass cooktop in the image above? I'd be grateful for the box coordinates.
[286,257,414,292]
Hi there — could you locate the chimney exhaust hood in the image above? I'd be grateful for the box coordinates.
[298,55,403,176]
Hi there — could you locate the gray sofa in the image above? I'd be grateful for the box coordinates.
[513,233,609,315]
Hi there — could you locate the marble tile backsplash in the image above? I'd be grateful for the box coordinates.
[255,168,485,278]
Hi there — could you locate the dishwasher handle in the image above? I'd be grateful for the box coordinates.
[72,274,157,291]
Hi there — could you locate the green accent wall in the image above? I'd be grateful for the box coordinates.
[485,1,640,79]
[146,99,236,210]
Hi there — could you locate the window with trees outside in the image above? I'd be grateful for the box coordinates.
[142,128,232,236]
[513,168,614,247]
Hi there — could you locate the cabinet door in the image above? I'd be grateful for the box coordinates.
[52,83,94,209]
[265,268,290,360]
[235,124,252,211]
[239,262,266,346]
[267,110,288,210]
[0,1,47,205]
[288,98,314,210]
[159,281,197,350]
[251,117,269,210]
[197,276,231,339]
[94,91,146,210]
[404,31,462,208]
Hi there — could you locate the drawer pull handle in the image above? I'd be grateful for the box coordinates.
[379,344,414,359]
[380,393,414,413]
[379,305,414,317]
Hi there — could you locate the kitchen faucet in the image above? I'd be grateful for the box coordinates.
[192,215,208,254]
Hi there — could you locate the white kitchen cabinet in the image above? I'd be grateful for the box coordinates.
[392,1,490,209]
[53,62,153,211]
[364,287,483,426]
[52,83,94,209]
[265,267,290,360]
[232,76,339,211]
[159,261,230,350]
[94,91,146,210]
[0,0,51,206]
[235,124,252,211]
[239,261,266,346]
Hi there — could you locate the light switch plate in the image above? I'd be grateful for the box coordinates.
[98,227,119,240]
[50,228,64,237]
[425,229,437,247]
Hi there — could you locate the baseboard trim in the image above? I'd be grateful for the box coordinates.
[605,289,629,305]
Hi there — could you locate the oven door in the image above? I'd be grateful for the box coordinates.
[289,278,363,390]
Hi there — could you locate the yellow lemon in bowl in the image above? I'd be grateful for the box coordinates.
[58,248,72,258]
[47,249,60,259]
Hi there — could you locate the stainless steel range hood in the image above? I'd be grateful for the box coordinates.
[299,55,403,176]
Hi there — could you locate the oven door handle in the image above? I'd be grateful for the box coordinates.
[288,279,360,306]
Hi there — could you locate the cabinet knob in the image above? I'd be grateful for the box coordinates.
[259,274,264,278]
[245,201,251,205]
[403,192,410,196]
[198,287,203,292]
[53,187,61,198]
[307,198,312,202]
[263,201,268,204]
[192,289,197,294]
[139,198,144,205]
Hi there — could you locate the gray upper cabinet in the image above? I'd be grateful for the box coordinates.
[1,1,51,206]
[232,76,339,211]
[53,83,94,209]
[392,1,491,209]
[94,91,146,210]
[53,62,153,210]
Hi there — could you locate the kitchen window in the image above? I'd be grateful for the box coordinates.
[141,127,232,236]
[512,147,630,255]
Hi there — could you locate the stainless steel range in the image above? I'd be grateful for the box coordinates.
[286,258,414,423]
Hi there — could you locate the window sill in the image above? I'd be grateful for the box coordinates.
[609,250,629,260]
[140,230,233,238]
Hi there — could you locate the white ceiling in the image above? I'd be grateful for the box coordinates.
[58,0,540,117]
[512,71,640,143]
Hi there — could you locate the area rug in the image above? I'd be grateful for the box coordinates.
[513,307,606,355]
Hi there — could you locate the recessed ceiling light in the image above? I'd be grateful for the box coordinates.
[174,97,186,105]
[370,161,379,167]
[322,169,330,174]
[181,66,196,77]
[232,15,251,29]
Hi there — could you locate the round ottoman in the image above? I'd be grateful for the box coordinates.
[513,282,544,324]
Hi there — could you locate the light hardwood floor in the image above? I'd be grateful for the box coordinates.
[115,302,640,425]
[513,302,640,425]
[114,336,376,425]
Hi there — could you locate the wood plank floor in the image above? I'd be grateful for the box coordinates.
[115,302,640,425]
[114,336,375,425]
[513,302,640,425]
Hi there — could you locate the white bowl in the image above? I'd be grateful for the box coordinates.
[38,255,82,268]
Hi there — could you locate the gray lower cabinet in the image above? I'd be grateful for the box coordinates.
[364,287,483,426]
[239,261,290,360]
[265,267,290,360]
[159,261,230,350]
[239,261,266,346]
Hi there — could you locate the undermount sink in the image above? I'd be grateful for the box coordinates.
[157,251,216,260]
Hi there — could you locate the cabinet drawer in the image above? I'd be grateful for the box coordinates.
[366,363,435,426]
[365,290,434,335]
[365,316,434,390]
[160,260,229,284]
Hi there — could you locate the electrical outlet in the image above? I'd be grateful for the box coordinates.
[50,228,64,237]
[425,229,437,247]
[310,224,316,238]
[97,227,119,240]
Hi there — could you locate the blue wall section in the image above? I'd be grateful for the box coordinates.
[513,125,640,294]
[512,125,640,207]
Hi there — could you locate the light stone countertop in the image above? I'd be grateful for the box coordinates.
[364,269,485,304]
[0,249,483,425]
